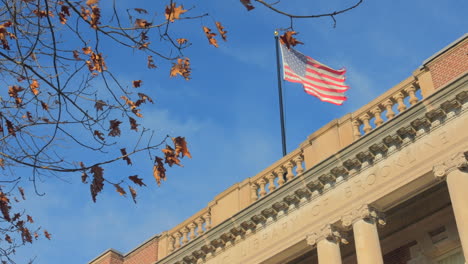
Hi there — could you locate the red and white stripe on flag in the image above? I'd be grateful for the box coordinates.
[280,43,348,105]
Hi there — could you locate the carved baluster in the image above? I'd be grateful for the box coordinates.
[294,155,304,175]
[285,162,295,181]
[405,85,419,106]
[258,178,267,197]
[168,235,175,252]
[371,107,384,127]
[250,183,259,201]
[174,232,182,249]
[276,167,285,186]
[360,114,372,134]
[181,227,189,245]
[352,120,362,138]
[196,217,205,235]
[394,92,407,113]
[267,173,276,193]
[383,99,395,120]
[189,223,197,240]
[204,212,212,230]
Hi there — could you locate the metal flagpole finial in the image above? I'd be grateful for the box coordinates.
[274,31,279,36]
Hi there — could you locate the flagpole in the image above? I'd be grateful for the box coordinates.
[274,31,287,157]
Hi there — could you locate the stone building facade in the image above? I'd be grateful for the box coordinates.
[90,34,468,264]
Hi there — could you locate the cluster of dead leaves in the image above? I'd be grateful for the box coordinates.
[202,22,228,48]
[81,47,107,74]
[0,21,16,50]
[170,58,191,80]
[81,0,101,29]
[279,31,304,49]
[0,189,51,246]
[120,93,154,118]
[153,137,191,186]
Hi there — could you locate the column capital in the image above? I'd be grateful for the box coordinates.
[340,204,386,229]
[306,224,348,246]
[433,152,468,180]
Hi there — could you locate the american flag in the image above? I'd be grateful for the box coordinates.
[280,43,349,105]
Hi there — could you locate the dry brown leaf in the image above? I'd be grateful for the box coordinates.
[8,85,24,106]
[86,0,99,6]
[0,21,16,50]
[73,50,81,60]
[0,192,11,222]
[165,3,187,22]
[279,31,304,49]
[108,119,122,137]
[6,119,16,137]
[153,157,166,186]
[135,19,152,28]
[59,5,70,24]
[177,38,188,45]
[5,235,12,244]
[18,187,25,200]
[162,145,181,167]
[132,80,142,88]
[147,55,156,69]
[44,230,51,240]
[80,161,88,183]
[114,184,126,196]
[26,111,34,122]
[30,79,39,95]
[82,46,92,55]
[129,117,138,132]
[170,58,191,80]
[27,215,34,223]
[129,186,137,203]
[134,8,148,14]
[90,6,101,28]
[94,130,104,141]
[40,101,49,111]
[94,100,106,111]
[215,22,227,41]
[129,175,146,187]
[240,0,255,11]
[173,137,191,158]
[203,26,218,48]
[90,165,104,202]
[0,158,4,169]
[120,148,132,165]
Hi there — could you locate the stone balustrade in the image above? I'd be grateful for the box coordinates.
[351,77,422,138]
[250,149,304,201]
[166,208,212,253]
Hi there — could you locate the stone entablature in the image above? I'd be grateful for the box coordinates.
[155,73,467,263]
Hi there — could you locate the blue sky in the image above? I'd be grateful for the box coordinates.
[12,0,468,263]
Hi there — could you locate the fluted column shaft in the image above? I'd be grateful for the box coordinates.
[446,169,468,261]
[353,219,383,264]
[317,238,342,264]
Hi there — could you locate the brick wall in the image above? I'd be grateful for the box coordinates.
[427,39,468,89]
[124,238,158,264]
[92,251,124,264]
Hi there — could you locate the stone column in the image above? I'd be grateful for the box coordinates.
[307,224,347,264]
[341,205,385,264]
[433,152,468,261]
